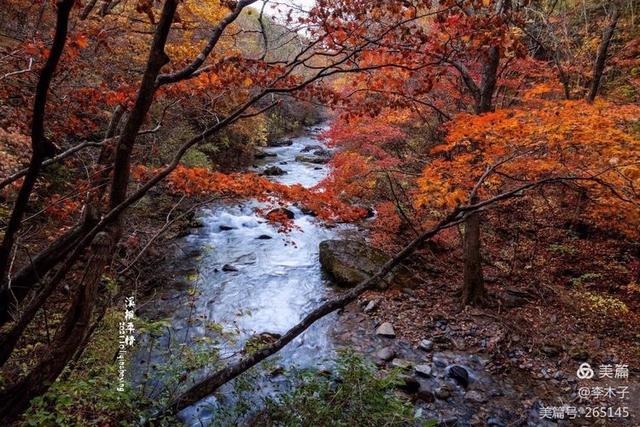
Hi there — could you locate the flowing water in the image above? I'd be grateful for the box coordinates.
[138,124,347,425]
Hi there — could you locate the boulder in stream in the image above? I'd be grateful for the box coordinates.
[262,165,287,176]
[222,264,238,272]
[301,144,322,152]
[295,154,330,164]
[254,150,277,159]
[318,239,412,288]
[269,138,293,147]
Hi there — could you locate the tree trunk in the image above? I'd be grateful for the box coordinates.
[587,8,620,103]
[0,0,75,305]
[461,45,499,305]
[462,210,485,305]
[0,232,111,425]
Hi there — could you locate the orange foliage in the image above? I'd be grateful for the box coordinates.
[416,97,640,237]
[158,165,367,224]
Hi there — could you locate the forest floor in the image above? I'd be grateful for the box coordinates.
[332,212,640,426]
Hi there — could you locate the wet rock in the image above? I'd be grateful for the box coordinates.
[269,366,285,377]
[391,358,412,370]
[301,144,322,152]
[219,225,235,231]
[541,343,562,357]
[448,365,470,388]
[319,239,412,288]
[363,299,378,313]
[257,234,273,240]
[398,375,420,393]
[189,218,205,228]
[267,208,295,219]
[314,166,323,170]
[312,148,331,157]
[295,154,330,164]
[417,384,435,402]
[269,138,293,147]
[300,206,318,217]
[418,339,433,352]
[375,346,396,362]
[432,355,448,368]
[262,165,287,176]
[415,364,433,378]
[254,150,277,159]
[434,385,452,400]
[375,322,396,338]
[465,390,487,403]
[222,264,238,272]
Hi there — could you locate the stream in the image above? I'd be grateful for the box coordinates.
[138,124,348,425]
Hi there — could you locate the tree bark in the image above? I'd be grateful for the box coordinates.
[0,232,112,425]
[461,209,485,305]
[108,0,177,211]
[587,8,620,103]
[461,45,500,305]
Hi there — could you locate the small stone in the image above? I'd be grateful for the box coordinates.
[464,390,487,403]
[364,299,378,313]
[418,339,433,351]
[375,322,395,338]
[222,264,238,272]
[375,347,395,362]
[448,365,470,388]
[390,358,412,370]
[219,225,235,231]
[553,370,565,380]
[415,364,433,378]
[434,385,451,400]
[257,234,273,240]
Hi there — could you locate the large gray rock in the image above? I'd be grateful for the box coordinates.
[319,239,411,288]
